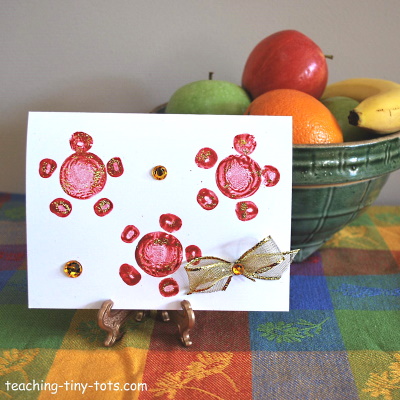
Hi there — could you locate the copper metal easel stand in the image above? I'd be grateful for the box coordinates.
[97,299,195,347]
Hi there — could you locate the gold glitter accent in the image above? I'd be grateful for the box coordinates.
[94,198,111,213]
[197,150,211,162]
[152,165,167,180]
[153,238,169,245]
[239,202,248,219]
[64,260,82,278]
[55,199,71,215]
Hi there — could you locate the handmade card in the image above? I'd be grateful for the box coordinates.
[26,112,295,311]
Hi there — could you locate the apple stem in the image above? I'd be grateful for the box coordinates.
[325,55,334,60]
[209,72,214,80]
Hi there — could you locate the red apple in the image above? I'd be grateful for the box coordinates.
[242,30,328,100]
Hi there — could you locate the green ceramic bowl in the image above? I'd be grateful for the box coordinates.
[292,132,400,260]
[152,104,400,261]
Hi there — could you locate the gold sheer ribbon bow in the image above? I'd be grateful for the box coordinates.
[185,236,299,294]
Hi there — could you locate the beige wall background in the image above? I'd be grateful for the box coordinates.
[1,0,399,204]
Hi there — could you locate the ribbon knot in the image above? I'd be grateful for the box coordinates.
[185,236,299,294]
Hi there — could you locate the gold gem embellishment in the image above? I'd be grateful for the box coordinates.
[152,165,167,180]
[64,260,83,278]
[185,236,299,294]
[232,263,245,275]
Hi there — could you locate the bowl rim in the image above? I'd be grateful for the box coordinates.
[293,130,400,149]
[292,129,400,184]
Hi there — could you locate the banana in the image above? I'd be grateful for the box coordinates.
[321,78,400,101]
[321,78,400,134]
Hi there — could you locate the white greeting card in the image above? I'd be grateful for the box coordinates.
[26,112,293,311]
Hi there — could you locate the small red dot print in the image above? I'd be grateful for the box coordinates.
[235,201,259,221]
[107,157,124,177]
[93,198,113,216]
[159,277,180,297]
[233,134,257,155]
[185,244,202,262]
[39,158,57,178]
[119,263,141,286]
[159,213,182,233]
[49,198,72,217]
[197,188,219,210]
[195,147,218,169]
[121,225,140,243]
[262,165,280,187]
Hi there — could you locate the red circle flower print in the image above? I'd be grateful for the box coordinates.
[135,232,183,277]
[216,154,262,199]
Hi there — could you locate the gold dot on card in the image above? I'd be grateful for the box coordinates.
[152,165,167,180]
[64,260,83,278]
[232,263,245,275]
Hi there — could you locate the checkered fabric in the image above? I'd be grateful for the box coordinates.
[0,192,399,399]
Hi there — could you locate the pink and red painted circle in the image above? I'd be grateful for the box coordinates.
[60,153,107,199]
[135,231,183,277]
[216,154,262,199]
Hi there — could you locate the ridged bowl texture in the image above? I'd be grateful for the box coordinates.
[292,132,400,260]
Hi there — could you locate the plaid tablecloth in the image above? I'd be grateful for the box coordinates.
[0,192,399,399]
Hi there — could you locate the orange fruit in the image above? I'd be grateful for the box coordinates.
[245,89,344,144]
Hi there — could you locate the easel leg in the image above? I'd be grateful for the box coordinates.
[134,310,150,322]
[97,300,136,347]
[165,300,195,347]
[97,300,195,347]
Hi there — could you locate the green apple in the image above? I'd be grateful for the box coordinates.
[165,74,251,115]
[321,96,376,142]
